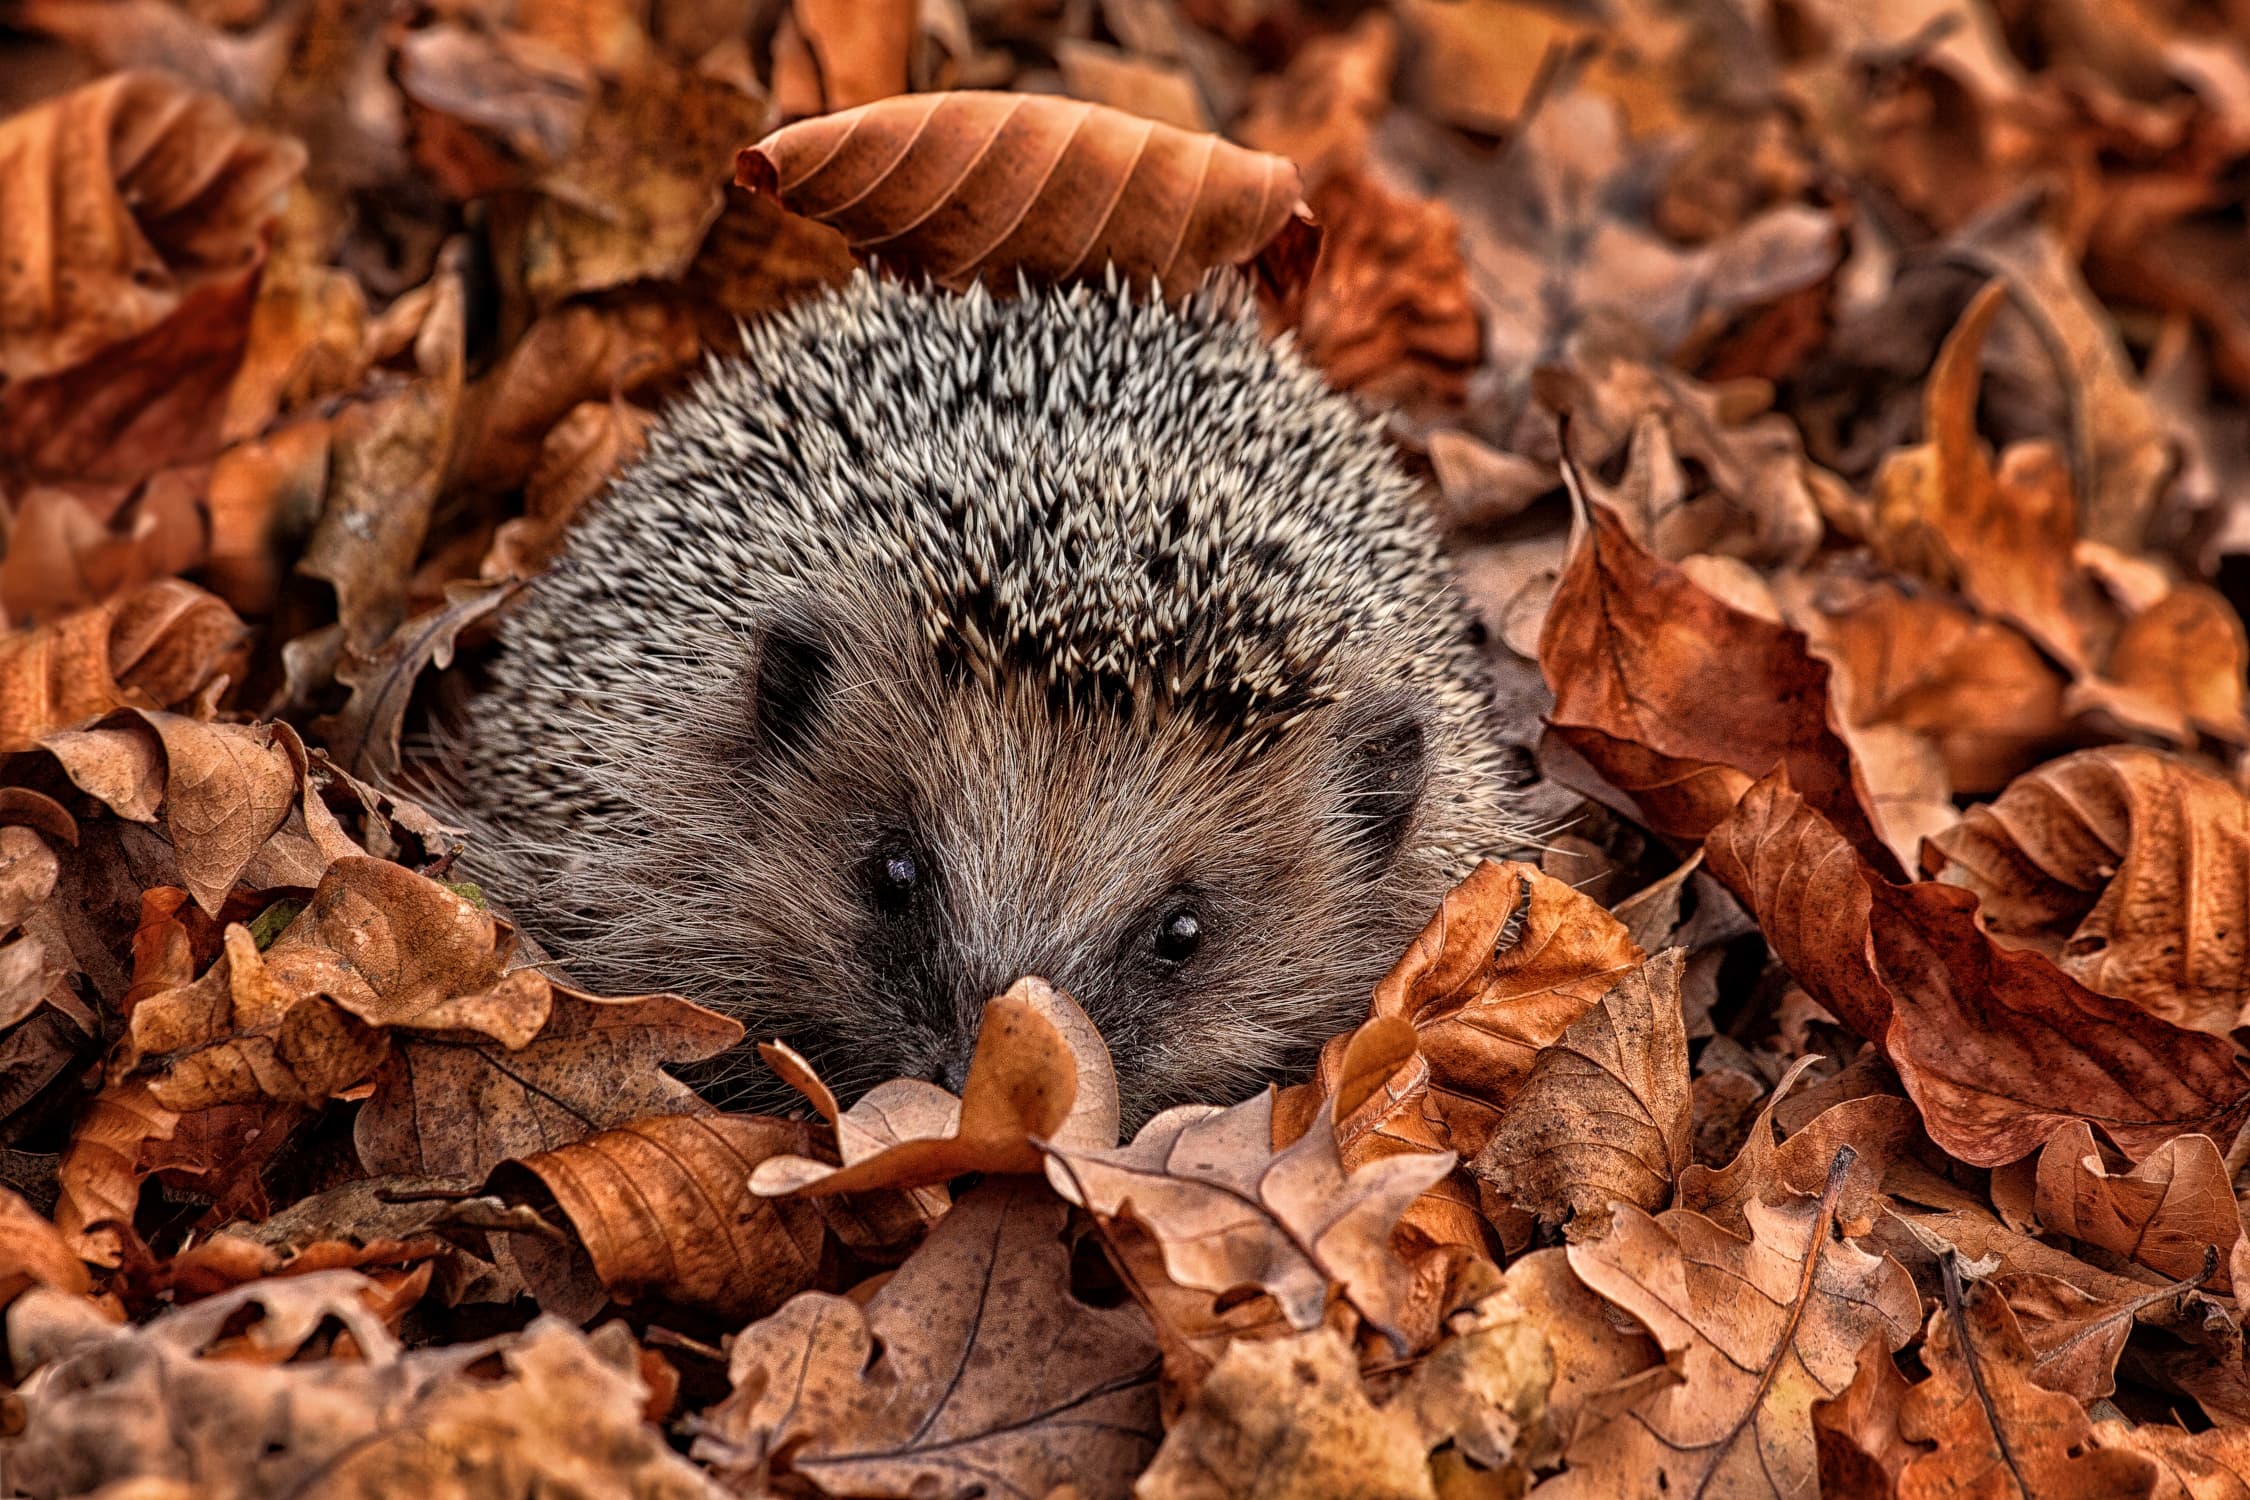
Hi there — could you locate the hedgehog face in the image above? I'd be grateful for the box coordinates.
[641,606,1456,1121]
[446,276,1518,1123]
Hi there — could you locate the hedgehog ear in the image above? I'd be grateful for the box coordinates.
[1336,696,1430,876]
[745,610,838,758]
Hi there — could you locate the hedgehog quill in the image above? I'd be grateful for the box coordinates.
[450,275,1518,1119]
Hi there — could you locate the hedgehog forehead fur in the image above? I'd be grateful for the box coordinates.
[450,272,1516,1118]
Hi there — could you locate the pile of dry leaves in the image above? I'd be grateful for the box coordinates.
[6,0,2250,1496]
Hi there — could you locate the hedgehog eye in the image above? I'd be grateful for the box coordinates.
[1152,907,1203,965]
[867,845,926,912]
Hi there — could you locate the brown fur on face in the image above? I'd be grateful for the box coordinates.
[547,576,1458,1119]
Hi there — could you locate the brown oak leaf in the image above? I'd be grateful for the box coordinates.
[1043,1016,1454,1350]
[9,1275,713,1499]
[695,1180,1160,1500]
[1552,1153,1920,1499]
[1899,1267,2161,1499]
[1136,1293,1551,1500]
[355,976,741,1183]
[1815,1335,1920,1500]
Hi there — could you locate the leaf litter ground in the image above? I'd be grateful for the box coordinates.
[9,2,2250,1497]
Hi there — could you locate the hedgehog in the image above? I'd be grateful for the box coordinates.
[449,273,1516,1119]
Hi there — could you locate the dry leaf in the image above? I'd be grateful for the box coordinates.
[1136,1294,1552,1500]
[504,1113,825,1323]
[2090,1421,2250,1500]
[754,977,1116,1196]
[481,397,653,580]
[1293,169,1480,409]
[794,0,916,112]
[1370,860,1644,1160]
[2033,1121,2242,1290]
[736,92,1319,300]
[313,577,522,781]
[1134,1330,1435,1499]
[0,583,242,750]
[1474,948,1691,1240]
[1873,281,2092,672]
[1815,1336,1919,1500]
[516,61,766,304]
[1926,746,2250,1035]
[0,1185,89,1307]
[696,1180,1160,1499]
[1553,1154,1920,1499]
[0,71,302,383]
[1056,40,1211,131]
[9,1274,714,1499]
[1542,498,1894,867]
[53,1079,179,1265]
[1676,1059,1919,1240]
[2004,1264,2219,1405]
[1044,1017,1454,1350]
[1804,582,2068,793]
[356,978,742,1183]
[1707,769,2250,1165]
[2068,584,2250,747]
[1456,86,1837,376]
[296,254,465,653]
[1899,1268,2162,1499]
[1497,1247,1661,1453]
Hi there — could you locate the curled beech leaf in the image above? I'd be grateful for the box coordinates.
[736,91,1320,300]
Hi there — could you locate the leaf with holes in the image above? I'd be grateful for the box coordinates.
[1899,1272,2161,1499]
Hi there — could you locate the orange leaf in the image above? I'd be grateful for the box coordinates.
[1707,770,2250,1165]
[0,72,302,384]
[0,582,242,751]
[1872,280,2091,672]
[753,977,1116,1196]
[1899,1270,2162,1498]
[1370,860,1644,1159]
[1541,499,1895,870]
[736,92,1319,300]
[54,1078,179,1265]
[507,1113,827,1323]
[1926,747,2250,1035]
[0,1184,90,1307]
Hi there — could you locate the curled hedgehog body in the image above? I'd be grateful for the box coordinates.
[453,274,1514,1117]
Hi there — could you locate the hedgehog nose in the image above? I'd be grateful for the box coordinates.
[924,1047,972,1095]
